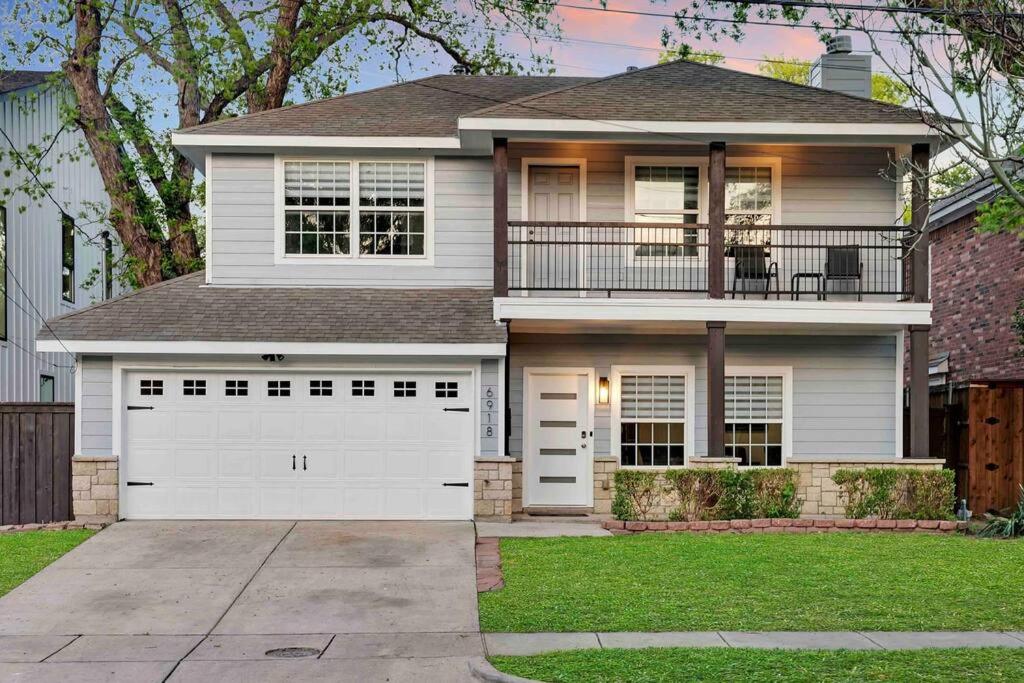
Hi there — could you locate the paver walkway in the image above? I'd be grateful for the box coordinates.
[0,521,481,682]
[484,631,1024,656]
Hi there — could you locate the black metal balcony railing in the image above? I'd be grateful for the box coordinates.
[506,221,915,299]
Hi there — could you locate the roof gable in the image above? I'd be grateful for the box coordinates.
[0,70,57,95]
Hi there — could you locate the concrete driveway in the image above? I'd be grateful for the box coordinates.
[0,521,481,682]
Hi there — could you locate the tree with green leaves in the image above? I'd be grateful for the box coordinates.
[756,54,910,104]
[662,0,1024,237]
[3,0,558,286]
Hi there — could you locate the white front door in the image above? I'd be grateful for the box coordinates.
[524,370,592,507]
[121,370,475,520]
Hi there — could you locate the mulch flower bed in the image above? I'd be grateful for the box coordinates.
[603,518,967,534]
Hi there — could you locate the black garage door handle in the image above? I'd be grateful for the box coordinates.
[443,482,469,487]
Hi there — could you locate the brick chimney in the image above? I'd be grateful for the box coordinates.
[809,36,872,99]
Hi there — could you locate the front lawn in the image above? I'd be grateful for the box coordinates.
[0,529,95,597]
[478,533,1024,632]
[490,648,1024,683]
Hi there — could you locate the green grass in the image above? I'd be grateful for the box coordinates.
[478,533,1024,632]
[0,529,95,597]
[490,648,1024,683]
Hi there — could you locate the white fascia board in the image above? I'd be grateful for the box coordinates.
[459,117,938,140]
[37,340,506,357]
[172,133,463,149]
[493,297,932,328]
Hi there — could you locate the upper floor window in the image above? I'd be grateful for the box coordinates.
[61,213,75,303]
[631,164,700,258]
[284,161,351,256]
[279,159,429,260]
[726,167,774,226]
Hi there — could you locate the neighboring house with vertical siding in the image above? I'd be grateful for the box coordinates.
[1,70,118,403]
[37,46,945,524]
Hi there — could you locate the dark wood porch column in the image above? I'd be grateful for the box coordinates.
[909,143,931,458]
[493,137,509,297]
[708,141,726,299]
[707,321,726,459]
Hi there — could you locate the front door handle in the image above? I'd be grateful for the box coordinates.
[292,454,296,471]
[303,455,307,471]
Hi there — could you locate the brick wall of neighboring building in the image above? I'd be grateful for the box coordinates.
[928,212,1024,383]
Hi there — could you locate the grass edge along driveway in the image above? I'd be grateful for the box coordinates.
[478,533,1024,632]
[489,647,1024,683]
[0,528,95,597]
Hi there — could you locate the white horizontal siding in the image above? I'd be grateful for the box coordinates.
[510,333,898,461]
[210,154,494,286]
[1,84,114,402]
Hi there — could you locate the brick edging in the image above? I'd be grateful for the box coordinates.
[0,520,110,535]
[476,537,504,592]
[603,518,966,534]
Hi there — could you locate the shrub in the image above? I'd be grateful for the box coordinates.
[747,468,802,518]
[833,467,955,520]
[664,467,801,521]
[663,468,725,521]
[979,485,1024,538]
[612,470,662,521]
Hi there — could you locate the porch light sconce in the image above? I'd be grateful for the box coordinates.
[597,377,610,405]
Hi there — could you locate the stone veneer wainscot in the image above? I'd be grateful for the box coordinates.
[71,455,119,523]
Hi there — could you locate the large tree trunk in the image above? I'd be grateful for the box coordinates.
[65,0,165,287]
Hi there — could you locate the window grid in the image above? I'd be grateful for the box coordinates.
[140,379,163,396]
[268,380,291,397]
[619,375,686,468]
[183,379,207,397]
[284,161,351,256]
[726,374,784,467]
[310,379,333,397]
[225,380,248,397]
[725,166,774,226]
[394,380,417,398]
[358,162,426,256]
[435,381,458,398]
[352,379,375,397]
[632,165,700,258]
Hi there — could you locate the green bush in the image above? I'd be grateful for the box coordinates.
[833,468,955,520]
[662,467,801,521]
[979,485,1024,538]
[612,470,661,521]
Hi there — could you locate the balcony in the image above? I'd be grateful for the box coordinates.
[505,221,914,300]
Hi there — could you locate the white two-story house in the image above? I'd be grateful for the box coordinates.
[2,70,118,403]
[39,50,941,523]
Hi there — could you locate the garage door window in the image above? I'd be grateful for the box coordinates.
[268,380,291,397]
[183,379,207,396]
[352,380,375,397]
[310,380,333,396]
[394,380,417,397]
[435,381,458,398]
[225,380,248,397]
[140,379,163,396]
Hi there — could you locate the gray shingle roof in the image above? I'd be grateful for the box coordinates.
[39,273,506,344]
[178,75,591,137]
[467,60,924,124]
[0,70,56,95]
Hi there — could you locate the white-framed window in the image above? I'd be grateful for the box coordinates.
[277,158,432,262]
[625,157,705,260]
[394,380,417,397]
[183,379,206,397]
[225,379,248,397]
[725,366,791,467]
[352,379,375,397]
[310,379,333,397]
[268,380,291,397]
[611,365,695,468]
[140,379,163,396]
[435,381,458,398]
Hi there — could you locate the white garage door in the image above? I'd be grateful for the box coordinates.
[122,370,475,520]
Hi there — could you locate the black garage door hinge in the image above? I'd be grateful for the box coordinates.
[127,405,154,411]
[126,481,154,486]
[442,407,470,412]
[443,482,469,487]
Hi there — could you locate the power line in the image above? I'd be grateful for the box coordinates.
[711,0,1024,19]
[0,251,76,362]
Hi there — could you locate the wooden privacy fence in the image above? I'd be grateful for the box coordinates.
[0,403,74,525]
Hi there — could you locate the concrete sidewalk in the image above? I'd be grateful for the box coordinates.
[484,631,1024,656]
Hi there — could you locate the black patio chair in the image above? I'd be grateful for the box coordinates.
[824,245,863,301]
[730,245,779,299]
